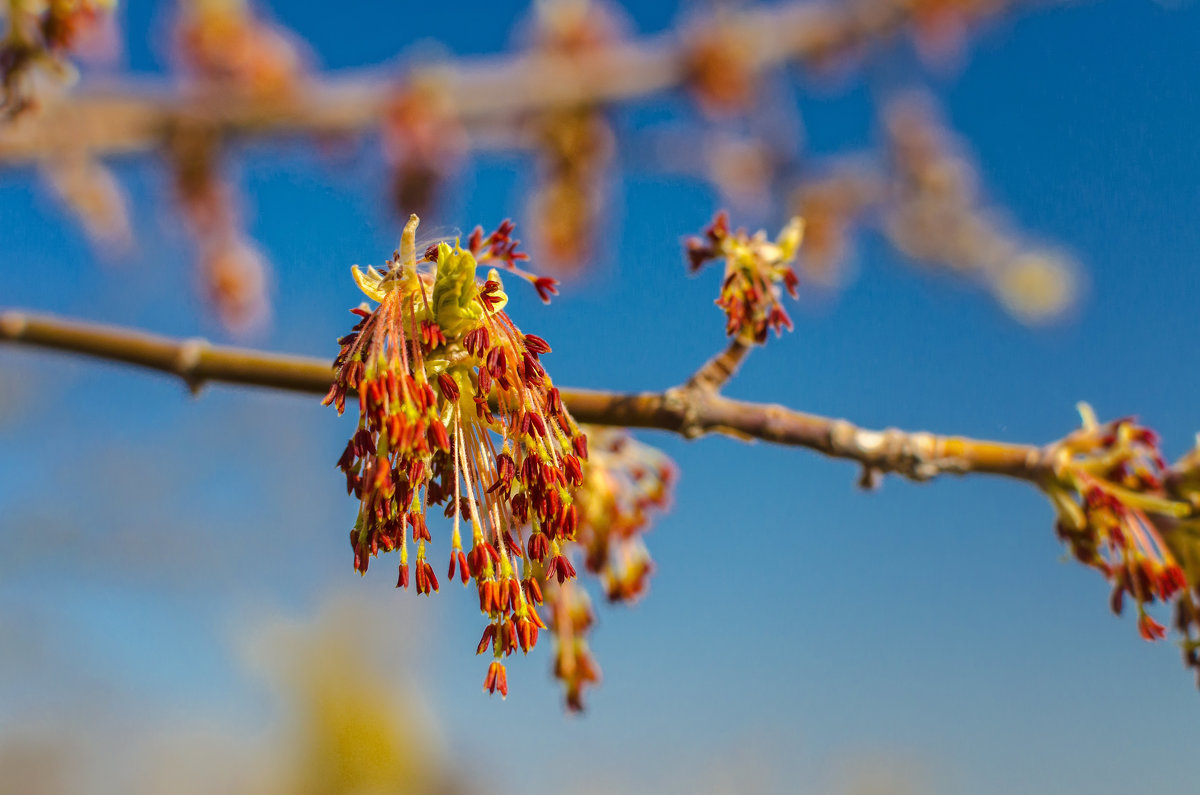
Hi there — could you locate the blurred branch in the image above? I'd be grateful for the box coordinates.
[0,308,1047,483]
[0,0,1016,164]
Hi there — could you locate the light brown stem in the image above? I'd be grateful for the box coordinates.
[0,308,1049,484]
[686,338,752,393]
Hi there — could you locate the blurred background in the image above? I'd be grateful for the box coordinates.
[1,0,1199,792]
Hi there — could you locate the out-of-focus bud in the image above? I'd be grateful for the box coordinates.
[43,154,132,254]
[174,0,304,98]
[200,237,270,335]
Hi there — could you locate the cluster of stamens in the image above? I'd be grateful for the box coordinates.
[685,210,804,343]
[324,215,587,700]
[1043,404,1195,644]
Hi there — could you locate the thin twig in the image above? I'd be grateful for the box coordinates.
[685,338,753,392]
[0,308,1049,484]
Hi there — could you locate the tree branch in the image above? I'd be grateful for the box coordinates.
[685,338,753,393]
[0,0,1017,164]
[0,308,1049,484]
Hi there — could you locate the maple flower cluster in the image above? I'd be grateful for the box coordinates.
[0,0,114,116]
[324,214,591,700]
[686,210,804,343]
[547,429,674,710]
[574,429,673,604]
[1042,404,1197,647]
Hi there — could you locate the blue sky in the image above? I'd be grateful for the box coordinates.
[1,1,1199,793]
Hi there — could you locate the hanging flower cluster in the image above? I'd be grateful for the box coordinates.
[544,429,673,710]
[545,578,598,712]
[382,76,466,218]
[574,429,673,604]
[685,210,804,343]
[1042,404,1197,646]
[1,0,115,116]
[523,0,618,270]
[324,214,588,700]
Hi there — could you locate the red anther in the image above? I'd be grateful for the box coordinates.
[523,334,551,355]
[573,434,589,460]
[517,616,538,653]
[437,372,459,401]
[522,352,544,382]
[428,418,451,451]
[486,346,507,378]
[396,561,409,589]
[533,276,558,304]
[494,452,516,485]
[408,513,430,543]
[483,661,508,697]
[546,387,564,418]
[783,268,800,298]
[476,365,492,395]
[561,504,579,539]
[480,281,504,310]
[523,576,543,605]
[528,413,546,437]
[478,579,498,613]
[544,491,562,529]
[520,455,541,485]
[527,532,549,562]
[563,454,584,486]
[550,554,576,584]
[507,578,522,611]
[476,624,496,655]
[511,492,529,524]
[503,619,518,654]
[503,531,523,558]
[466,546,487,578]
[467,226,484,253]
[1138,612,1167,641]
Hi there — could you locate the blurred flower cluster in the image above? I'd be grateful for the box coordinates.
[174,0,302,98]
[382,74,466,220]
[522,0,619,270]
[881,95,1076,322]
[783,95,1077,324]
[166,0,307,333]
[547,429,673,709]
[0,0,114,116]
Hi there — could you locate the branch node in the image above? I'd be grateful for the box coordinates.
[857,464,882,490]
[176,337,210,395]
[664,386,705,439]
